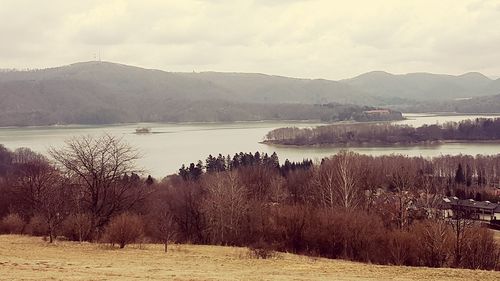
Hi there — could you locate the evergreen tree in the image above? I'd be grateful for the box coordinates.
[455,164,465,185]
[465,164,472,187]
[146,175,154,185]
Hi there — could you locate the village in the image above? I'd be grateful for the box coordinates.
[440,196,500,229]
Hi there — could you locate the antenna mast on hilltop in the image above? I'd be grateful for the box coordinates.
[93,51,102,62]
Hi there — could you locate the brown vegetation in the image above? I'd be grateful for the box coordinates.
[265,118,500,146]
[103,212,144,248]
[1,139,500,271]
[3,235,499,281]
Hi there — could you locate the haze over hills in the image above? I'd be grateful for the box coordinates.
[175,71,376,105]
[342,70,499,103]
[397,93,500,113]
[0,61,373,105]
[0,61,499,126]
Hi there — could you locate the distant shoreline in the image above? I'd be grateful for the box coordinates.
[0,117,406,130]
[261,139,500,149]
[403,112,500,116]
[2,112,500,130]
[0,119,328,130]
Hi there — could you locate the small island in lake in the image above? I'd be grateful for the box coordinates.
[264,117,500,146]
[135,127,152,134]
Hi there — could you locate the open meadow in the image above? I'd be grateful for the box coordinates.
[0,235,499,281]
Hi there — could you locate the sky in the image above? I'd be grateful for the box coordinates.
[1,0,500,80]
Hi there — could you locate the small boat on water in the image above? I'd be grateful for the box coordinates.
[135,127,152,134]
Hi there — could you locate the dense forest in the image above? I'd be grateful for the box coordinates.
[265,118,500,146]
[0,96,402,126]
[0,136,499,270]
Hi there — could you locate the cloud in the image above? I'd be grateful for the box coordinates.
[0,0,499,79]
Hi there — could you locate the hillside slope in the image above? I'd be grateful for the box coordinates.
[0,62,386,126]
[342,71,500,102]
[0,61,372,105]
[1,61,499,125]
[1,235,498,281]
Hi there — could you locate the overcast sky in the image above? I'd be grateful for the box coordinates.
[1,0,500,79]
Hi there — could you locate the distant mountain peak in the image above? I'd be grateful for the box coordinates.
[458,71,491,80]
[350,70,394,80]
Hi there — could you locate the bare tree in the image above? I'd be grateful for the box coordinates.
[202,171,248,245]
[314,151,362,211]
[391,163,415,229]
[152,209,177,252]
[414,220,453,267]
[313,159,336,211]
[49,134,145,238]
[449,204,475,267]
[418,172,443,219]
[333,151,362,210]
[14,153,67,243]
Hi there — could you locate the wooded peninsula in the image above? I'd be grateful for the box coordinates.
[264,118,500,146]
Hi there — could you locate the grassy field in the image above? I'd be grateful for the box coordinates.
[0,235,499,281]
[494,229,500,242]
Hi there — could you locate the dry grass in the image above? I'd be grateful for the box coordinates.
[493,229,500,243]
[0,235,499,281]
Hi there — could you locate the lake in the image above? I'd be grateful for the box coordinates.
[1,114,499,178]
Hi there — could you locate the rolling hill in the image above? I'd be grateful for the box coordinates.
[0,62,382,126]
[0,61,499,126]
[342,71,500,102]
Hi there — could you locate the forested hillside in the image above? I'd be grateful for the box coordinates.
[265,118,500,146]
[1,61,499,126]
[0,62,393,126]
[397,94,500,113]
[342,71,500,102]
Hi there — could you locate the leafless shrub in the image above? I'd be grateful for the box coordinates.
[412,220,453,267]
[459,227,499,270]
[103,212,144,249]
[301,208,387,263]
[61,213,93,242]
[386,229,417,266]
[248,239,277,259]
[26,214,49,236]
[1,213,25,234]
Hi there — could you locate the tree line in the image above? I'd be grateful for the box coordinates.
[264,117,500,145]
[394,94,500,114]
[0,136,499,270]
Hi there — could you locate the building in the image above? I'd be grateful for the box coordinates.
[440,197,500,221]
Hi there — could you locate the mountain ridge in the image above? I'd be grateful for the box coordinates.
[0,61,499,126]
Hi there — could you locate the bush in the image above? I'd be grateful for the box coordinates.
[0,213,25,234]
[103,212,144,249]
[61,213,93,242]
[385,229,418,266]
[26,214,49,236]
[248,239,277,259]
[412,220,453,267]
[460,227,499,270]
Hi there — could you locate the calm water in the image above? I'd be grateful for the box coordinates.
[1,114,499,178]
